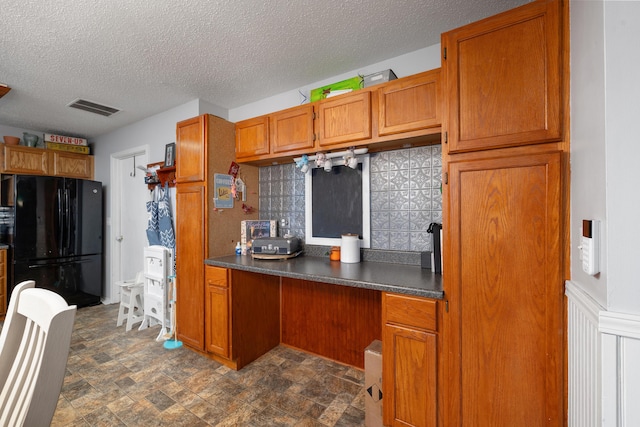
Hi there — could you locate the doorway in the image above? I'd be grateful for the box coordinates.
[108,146,150,304]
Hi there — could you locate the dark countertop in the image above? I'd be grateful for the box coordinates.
[205,254,444,299]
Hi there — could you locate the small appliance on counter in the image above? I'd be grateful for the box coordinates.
[251,236,302,260]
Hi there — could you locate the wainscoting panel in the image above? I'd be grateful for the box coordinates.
[566,281,602,427]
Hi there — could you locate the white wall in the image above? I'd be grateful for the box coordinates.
[570,0,608,306]
[571,0,640,315]
[570,1,640,424]
[229,44,442,122]
[0,125,46,143]
[93,99,206,300]
[602,0,640,315]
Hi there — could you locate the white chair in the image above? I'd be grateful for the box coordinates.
[116,271,144,331]
[0,280,77,427]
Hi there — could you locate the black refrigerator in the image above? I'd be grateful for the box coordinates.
[9,175,103,307]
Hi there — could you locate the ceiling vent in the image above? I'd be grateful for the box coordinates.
[67,98,121,117]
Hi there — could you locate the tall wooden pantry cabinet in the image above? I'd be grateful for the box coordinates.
[441,0,569,426]
[175,114,258,351]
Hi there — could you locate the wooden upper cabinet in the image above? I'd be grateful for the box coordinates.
[176,115,207,183]
[270,104,315,155]
[317,90,371,149]
[442,0,563,153]
[378,69,440,136]
[1,145,49,175]
[51,151,94,179]
[235,115,269,161]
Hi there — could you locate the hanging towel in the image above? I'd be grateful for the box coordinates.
[146,186,161,246]
[146,184,175,249]
[157,183,176,249]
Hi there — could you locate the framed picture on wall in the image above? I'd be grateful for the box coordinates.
[164,142,176,167]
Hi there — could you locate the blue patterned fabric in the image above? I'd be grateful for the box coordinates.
[146,184,175,249]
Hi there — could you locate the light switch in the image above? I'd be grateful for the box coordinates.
[579,219,600,276]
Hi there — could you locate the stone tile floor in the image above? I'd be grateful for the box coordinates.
[51,303,366,426]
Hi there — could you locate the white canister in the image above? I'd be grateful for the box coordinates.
[340,234,360,263]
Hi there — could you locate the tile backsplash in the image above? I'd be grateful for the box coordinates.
[258,145,442,252]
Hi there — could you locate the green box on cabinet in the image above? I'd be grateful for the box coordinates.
[310,76,363,102]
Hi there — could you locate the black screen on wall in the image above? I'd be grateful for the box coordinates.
[310,164,363,238]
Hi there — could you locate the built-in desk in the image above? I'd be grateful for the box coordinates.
[203,254,442,425]
[203,255,442,368]
[205,254,443,299]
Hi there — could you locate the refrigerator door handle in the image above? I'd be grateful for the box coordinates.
[27,258,93,268]
[65,187,71,255]
[57,188,64,255]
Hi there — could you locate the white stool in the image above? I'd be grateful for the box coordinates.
[116,272,144,331]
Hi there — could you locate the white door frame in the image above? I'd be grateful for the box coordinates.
[108,145,150,304]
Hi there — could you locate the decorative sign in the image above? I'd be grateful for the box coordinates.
[44,133,88,146]
[214,173,234,209]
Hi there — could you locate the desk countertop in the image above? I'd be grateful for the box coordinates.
[205,254,444,299]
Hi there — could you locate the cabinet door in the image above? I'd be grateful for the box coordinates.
[270,104,315,155]
[442,0,562,152]
[317,91,371,148]
[175,184,206,350]
[1,145,49,175]
[443,150,563,426]
[176,115,206,183]
[382,293,437,427]
[205,266,230,357]
[378,69,440,136]
[51,151,94,179]
[206,284,230,358]
[383,324,436,427]
[235,115,269,161]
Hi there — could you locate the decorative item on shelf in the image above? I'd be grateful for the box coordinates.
[323,157,333,172]
[3,136,20,145]
[143,161,176,189]
[164,143,176,167]
[315,152,327,169]
[294,148,369,172]
[343,147,358,169]
[22,133,39,147]
[45,141,90,154]
[310,76,363,102]
[295,154,309,173]
[44,133,87,146]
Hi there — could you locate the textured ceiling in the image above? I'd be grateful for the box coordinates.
[0,0,528,140]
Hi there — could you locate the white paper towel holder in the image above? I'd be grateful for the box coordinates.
[341,234,360,263]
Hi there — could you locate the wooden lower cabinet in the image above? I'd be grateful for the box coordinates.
[205,266,229,358]
[443,149,564,426]
[382,292,438,427]
[204,267,280,370]
[176,184,206,350]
